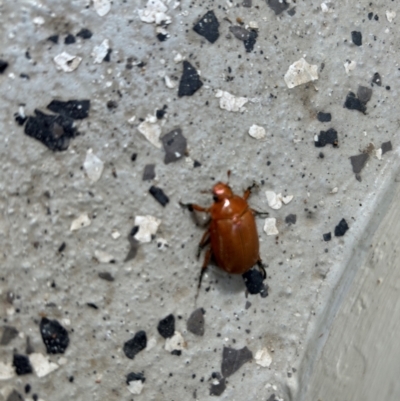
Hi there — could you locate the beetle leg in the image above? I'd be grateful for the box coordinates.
[197,230,210,259]
[198,248,211,288]
[243,181,258,200]
[179,202,209,213]
[251,209,269,217]
[257,259,267,279]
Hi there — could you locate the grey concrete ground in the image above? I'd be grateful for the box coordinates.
[0,1,400,400]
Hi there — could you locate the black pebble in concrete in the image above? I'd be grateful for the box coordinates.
[178,61,203,97]
[344,92,366,113]
[267,0,289,15]
[47,34,59,43]
[123,330,147,359]
[381,141,393,155]
[209,374,226,396]
[351,31,362,46]
[221,346,253,377]
[162,128,187,164]
[13,354,33,375]
[40,317,69,354]
[157,314,175,338]
[126,372,145,384]
[314,128,338,147]
[0,59,9,73]
[149,186,169,207]
[323,232,332,242]
[64,34,76,44]
[187,308,205,336]
[244,30,258,52]
[285,214,297,225]
[317,112,331,122]
[47,99,90,119]
[242,269,265,295]
[98,272,114,281]
[193,10,220,43]
[76,28,93,39]
[24,110,77,151]
[335,219,349,237]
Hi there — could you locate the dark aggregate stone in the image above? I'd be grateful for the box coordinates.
[47,35,59,44]
[317,112,331,122]
[372,72,382,86]
[351,31,362,46]
[323,232,332,242]
[242,0,252,7]
[357,86,372,104]
[171,349,182,356]
[344,92,366,113]
[221,346,253,377]
[123,330,147,359]
[381,141,393,155]
[285,214,297,225]
[242,269,265,295]
[335,219,349,237]
[244,30,258,52]
[13,354,33,375]
[126,372,145,384]
[0,326,19,345]
[187,308,205,336]
[193,10,220,43]
[229,26,251,41]
[161,128,187,164]
[142,164,156,181]
[157,33,168,42]
[209,376,226,396]
[76,28,93,39]
[64,34,76,44]
[149,186,169,207]
[40,317,69,354]
[157,314,175,338]
[6,390,24,401]
[287,6,296,16]
[98,272,114,281]
[178,61,203,97]
[47,99,90,119]
[350,153,369,174]
[0,59,9,73]
[267,0,289,15]
[25,110,77,151]
[314,128,338,147]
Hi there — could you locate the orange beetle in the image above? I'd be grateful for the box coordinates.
[181,180,266,289]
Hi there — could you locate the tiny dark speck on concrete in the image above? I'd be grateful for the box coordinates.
[193,10,220,43]
[149,186,169,207]
[126,372,145,384]
[157,314,175,338]
[335,219,349,237]
[123,330,147,359]
[187,308,205,336]
[323,232,332,242]
[351,31,362,46]
[317,112,331,122]
[13,354,33,375]
[40,317,69,354]
[221,346,253,377]
[171,349,182,356]
[178,61,203,97]
[76,28,93,39]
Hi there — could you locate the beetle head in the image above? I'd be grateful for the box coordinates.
[212,182,233,202]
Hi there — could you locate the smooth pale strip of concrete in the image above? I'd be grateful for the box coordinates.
[303,174,400,400]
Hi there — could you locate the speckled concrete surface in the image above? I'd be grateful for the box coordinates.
[0,1,399,400]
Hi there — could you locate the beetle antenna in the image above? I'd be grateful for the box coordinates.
[226,170,231,183]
